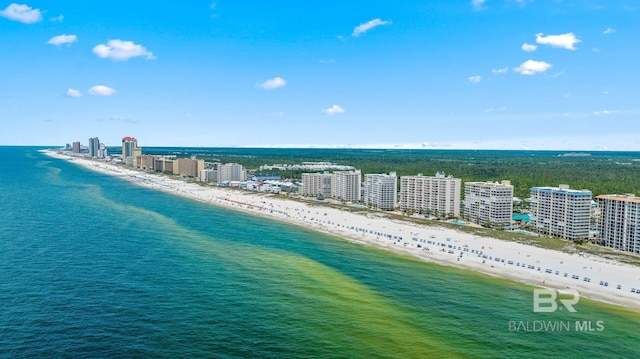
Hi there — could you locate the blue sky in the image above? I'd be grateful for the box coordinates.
[1,1,638,150]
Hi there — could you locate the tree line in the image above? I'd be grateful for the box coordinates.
[143,147,640,199]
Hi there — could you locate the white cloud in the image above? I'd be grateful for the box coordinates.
[92,39,155,61]
[50,14,63,22]
[257,77,286,89]
[323,104,345,115]
[492,67,509,74]
[521,43,537,52]
[593,110,618,116]
[514,60,552,75]
[88,85,116,96]
[66,88,81,98]
[471,0,486,10]
[603,27,616,35]
[535,32,581,50]
[484,106,507,113]
[550,70,565,78]
[352,18,391,37]
[0,3,42,23]
[47,34,77,46]
[468,75,482,83]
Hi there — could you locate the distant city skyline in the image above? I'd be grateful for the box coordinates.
[1,1,639,150]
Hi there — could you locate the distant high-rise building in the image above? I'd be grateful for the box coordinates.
[88,137,100,158]
[363,172,397,210]
[199,169,217,182]
[122,136,141,166]
[301,172,332,198]
[464,180,514,227]
[136,154,156,171]
[529,184,591,240]
[176,157,205,178]
[154,158,175,174]
[72,141,81,154]
[98,143,108,158]
[217,163,245,183]
[400,172,461,217]
[597,194,640,254]
[332,170,361,203]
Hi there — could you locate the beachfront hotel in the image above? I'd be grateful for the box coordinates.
[597,194,640,254]
[301,172,332,199]
[192,163,248,184]
[133,154,174,174]
[176,157,205,178]
[363,172,398,210]
[122,136,142,166]
[217,163,246,183]
[463,180,514,227]
[155,158,175,174]
[399,172,461,217]
[88,137,100,158]
[199,169,216,182]
[332,170,362,203]
[137,154,156,171]
[529,185,591,240]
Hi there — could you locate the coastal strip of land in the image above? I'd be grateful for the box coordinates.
[43,150,640,311]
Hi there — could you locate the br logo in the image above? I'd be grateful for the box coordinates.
[533,288,579,313]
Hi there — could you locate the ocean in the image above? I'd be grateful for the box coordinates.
[1,147,639,358]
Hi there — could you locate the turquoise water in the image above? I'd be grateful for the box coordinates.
[1,147,640,358]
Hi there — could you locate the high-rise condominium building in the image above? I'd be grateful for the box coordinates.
[72,141,81,154]
[217,163,245,183]
[122,136,142,166]
[137,154,156,171]
[176,157,205,178]
[597,194,640,254]
[199,169,217,182]
[529,184,591,240]
[154,158,174,174]
[301,172,332,199]
[363,172,397,210]
[464,180,514,226]
[88,137,100,158]
[98,143,108,158]
[400,172,461,217]
[332,170,361,203]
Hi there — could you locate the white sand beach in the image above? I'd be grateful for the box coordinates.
[44,150,640,311]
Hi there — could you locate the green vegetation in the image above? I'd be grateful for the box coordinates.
[142,147,640,198]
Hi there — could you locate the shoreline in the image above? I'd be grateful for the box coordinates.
[43,150,640,312]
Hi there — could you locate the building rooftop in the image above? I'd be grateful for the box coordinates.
[531,185,591,194]
[596,194,640,204]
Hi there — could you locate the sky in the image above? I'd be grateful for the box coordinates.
[1,0,639,150]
